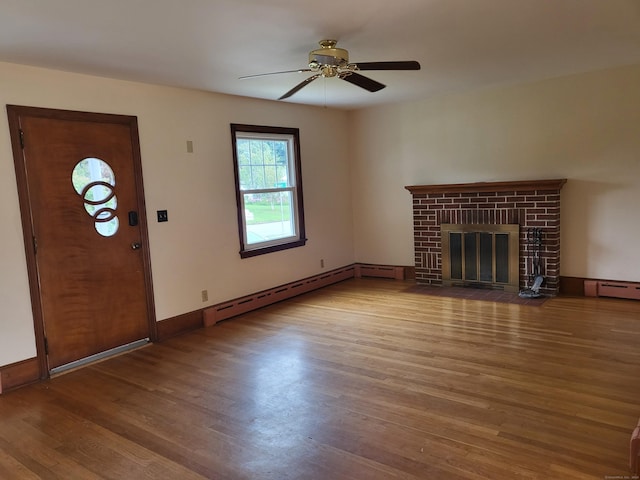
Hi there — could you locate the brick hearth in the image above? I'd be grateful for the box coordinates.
[406,179,567,296]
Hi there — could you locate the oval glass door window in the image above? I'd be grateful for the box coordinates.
[71,158,119,237]
[95,216,119,237]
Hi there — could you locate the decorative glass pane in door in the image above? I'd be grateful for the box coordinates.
[71,157,119,237]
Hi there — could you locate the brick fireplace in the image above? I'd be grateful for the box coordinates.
[406,179,567,296]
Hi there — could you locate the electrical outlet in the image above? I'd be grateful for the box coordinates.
[201,290,208,302]
[320,259,325,268]
[157,210,168,222]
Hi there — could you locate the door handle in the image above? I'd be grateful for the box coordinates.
[131,242,141,250]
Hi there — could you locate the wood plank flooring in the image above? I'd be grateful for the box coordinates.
[1,278,640,479]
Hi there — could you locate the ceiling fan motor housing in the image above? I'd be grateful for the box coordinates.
[309,40,349,69]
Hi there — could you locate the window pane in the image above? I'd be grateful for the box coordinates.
[238,139,290,190]
[244,191,294,244]
[236,139,250,166]
[277,165,288,187]
[95,217,119,237]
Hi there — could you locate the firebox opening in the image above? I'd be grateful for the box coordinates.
[441,224,519,292]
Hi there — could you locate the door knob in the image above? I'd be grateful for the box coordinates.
[131,242,141,250]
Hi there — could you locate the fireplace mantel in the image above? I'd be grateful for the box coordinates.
[406,178,567,296]
[405,179,567,195]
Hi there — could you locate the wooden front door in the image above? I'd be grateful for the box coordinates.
[7,106,156,373]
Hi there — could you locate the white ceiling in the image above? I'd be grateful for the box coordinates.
[1,0,640,110]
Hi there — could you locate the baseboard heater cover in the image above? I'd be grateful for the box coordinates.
[204,265,355,326]
[584,280,640,300]
[354,264,405,280]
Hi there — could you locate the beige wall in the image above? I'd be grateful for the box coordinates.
[350,64,640,283]
[0,62,354,366]
[2,60,639,369]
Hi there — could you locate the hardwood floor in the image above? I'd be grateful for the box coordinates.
[1,278,639,479]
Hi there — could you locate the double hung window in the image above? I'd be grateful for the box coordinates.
[230,124,306,258]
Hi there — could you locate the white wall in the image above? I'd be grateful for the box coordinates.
[350,64,640,282]
[0,62,354,367]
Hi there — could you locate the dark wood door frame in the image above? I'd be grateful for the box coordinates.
[6,105,157,380]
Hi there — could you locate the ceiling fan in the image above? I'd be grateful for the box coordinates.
[240,39,421,100]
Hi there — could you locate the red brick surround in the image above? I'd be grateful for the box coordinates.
[406,179,567,296]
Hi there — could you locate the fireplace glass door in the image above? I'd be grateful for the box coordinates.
[441,224,519,292]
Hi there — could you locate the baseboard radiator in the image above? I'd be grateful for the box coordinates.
[204,265,355,326]
[584,280,640,300]
[354,263,406,280]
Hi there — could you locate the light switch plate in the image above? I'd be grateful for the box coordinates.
[157,210,168,222]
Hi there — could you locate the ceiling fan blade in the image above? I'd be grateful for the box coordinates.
[355,61,421,71]
[239,69,312,79]
[340,72,386,93]
[279,74,321,100]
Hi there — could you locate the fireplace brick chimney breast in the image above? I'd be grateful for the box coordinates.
[406,179,567,296]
